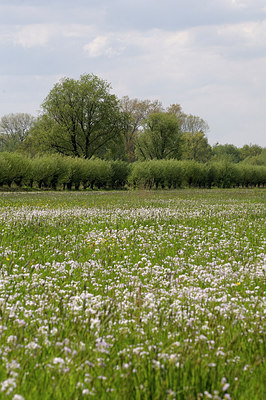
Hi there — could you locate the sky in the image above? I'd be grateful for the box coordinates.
[0,0,266,146]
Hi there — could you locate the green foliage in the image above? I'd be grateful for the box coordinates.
[130,159,266,189]
[163,160,184,188]
[0,113,35,152]
[0,134,21,152]
[240,148,266,166]
[181,113,209,134]
[0,152,31,187]
[238,164,266,188]
[41,74,128,159]
[20,115,58,157]
[0,155,9,186]
[149,160,167,188]
[110,160,131,189]
[210,162,239,188]
[135,112,182,160]
[130,160,187,189]
[212,143,241,163]
[31,155,70,189]
[84,158,112,190]
[0,154,265,191]
[129,160,169,189]
[211,144,266,165]
[1,80,264,170]
[64,157,87,190]
[66,158,113,190]
[79,159,98,189]
[120,96,164,162]
[129,161,152,188]
[181,131,212,162]
[182,160,206,187]
[240,144,262,160]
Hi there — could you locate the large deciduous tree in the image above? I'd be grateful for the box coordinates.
[181,114,209,134]
[120,96,163,162]
[181,131,212,162]
[171,110,211,162]
[0,113,35,152]
[20,115,57,156]
[40,74,128,159]
[135,112,182,160]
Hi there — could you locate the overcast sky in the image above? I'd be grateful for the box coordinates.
[1,0,266,146]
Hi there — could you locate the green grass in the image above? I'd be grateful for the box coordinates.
[0,189,265,399]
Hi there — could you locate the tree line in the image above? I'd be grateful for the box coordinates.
[0,73,265,166]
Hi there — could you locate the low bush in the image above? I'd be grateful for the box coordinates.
[0,152,31,187]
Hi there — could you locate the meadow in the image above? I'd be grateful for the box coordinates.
[0,189,265,400]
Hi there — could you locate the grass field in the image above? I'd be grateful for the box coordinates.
[0,189,265,400]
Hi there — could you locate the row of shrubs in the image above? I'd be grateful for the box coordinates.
[0,153,265,190]
[130,159,266,189]
[0,153,130,190]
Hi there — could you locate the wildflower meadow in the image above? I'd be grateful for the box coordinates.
[0,189,265,399]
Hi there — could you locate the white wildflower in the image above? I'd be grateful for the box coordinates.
[1,377,16,394]
[53,357,65,365]
[222,383,230,392]
[50,327,58,336]
[25,342,40,350]
[13,395,25,400]
[7,336,17,344]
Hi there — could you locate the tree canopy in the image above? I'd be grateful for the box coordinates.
[120,96,163,162]
[0,113,35,152]
[135,112,182,160]
[181,131,212,162]
[39,74,128,159]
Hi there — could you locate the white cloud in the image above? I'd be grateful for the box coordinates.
[83,35,122,57]
[10,23,94,48]
[14,24,56,48]
[224,0,266,9]
[217,20,266,48]
[83,29,191,59]
[228,0,248,9]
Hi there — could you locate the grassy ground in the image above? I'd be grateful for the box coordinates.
[0,189,265,399]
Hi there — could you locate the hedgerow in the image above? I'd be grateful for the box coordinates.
[0,153,265,190]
